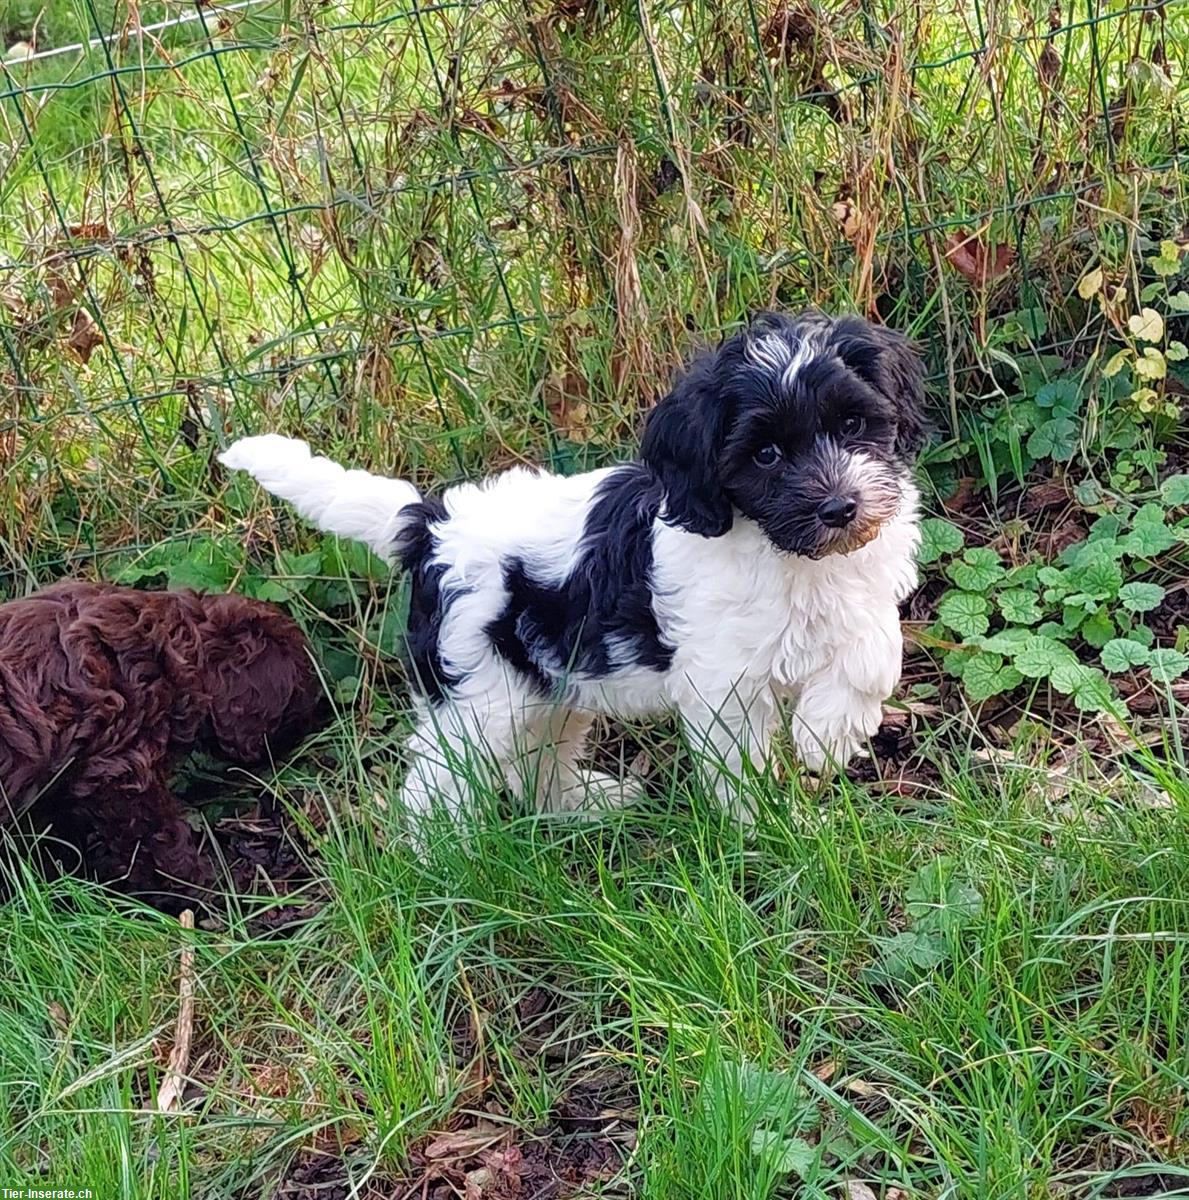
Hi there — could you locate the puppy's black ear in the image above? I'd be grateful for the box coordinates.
[640,353,733,537]
[834,317,928,458]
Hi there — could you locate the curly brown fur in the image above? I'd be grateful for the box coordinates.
[0,582,324,904]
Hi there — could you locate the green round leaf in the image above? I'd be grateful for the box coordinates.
[1160,474,1189,505]
[947,547,1006,592]
[1067,666,1123,714]
[1101,638,1151,673]
[1074,479,1104,508]
[1027,416,1079,462]
[1128,624,1156,649]
[877,930,949,978]
[1013,635,1078,679]
[978,627,1036,654]
[937,591,991,639]
[1135,502,1170,526]
[1123,523,1177,559]
[750,1131,815,1178]
[1035,378,1081,412]
[1081,608,1116,648]
[1088,515,1123,542]
[1045,660,1122,714]
[962,652,1024,701]
[997,588,1042,625]
[1149,648,1189,684]
[1067,548,1123,600]
[1118,581,1166,613]
[917,517,965,566]
[906,860,984,933]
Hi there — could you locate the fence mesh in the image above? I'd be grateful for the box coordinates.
[0,0,1186,585]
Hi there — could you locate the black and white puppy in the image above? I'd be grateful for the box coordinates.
[221,311,924,820]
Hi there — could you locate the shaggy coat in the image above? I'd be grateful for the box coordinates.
[222,310,924,823]
[0,582,323,896]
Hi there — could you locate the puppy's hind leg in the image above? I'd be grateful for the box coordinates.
[538,708,638,814]
[399,679,553,827]
[398,704,501,823]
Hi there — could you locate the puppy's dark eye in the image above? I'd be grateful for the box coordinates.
[753,445,783,468]
[840,415,866,438]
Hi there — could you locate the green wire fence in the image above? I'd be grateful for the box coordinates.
[0,0,1185,584]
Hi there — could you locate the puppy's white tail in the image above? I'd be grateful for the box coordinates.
[220,434,422,563]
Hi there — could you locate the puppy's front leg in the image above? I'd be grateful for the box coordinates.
[791,614,902,773]
[678,684,777,822]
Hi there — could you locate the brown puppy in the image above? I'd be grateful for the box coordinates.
[0,581,324,901]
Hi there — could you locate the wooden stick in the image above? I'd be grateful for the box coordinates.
[155,908,195,1113]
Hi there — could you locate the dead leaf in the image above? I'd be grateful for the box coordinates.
[68,309,103,363]
[66,222,110,241]
[1022,478,1069,514]
[812,1059,837,1082]
[944,229,1015,288]
[424,1121,508,1160]
[464,1167,495,1199]
[843,1076,879,1098]
[1043,518,1087,558]
[832,198,860,240]
[941,476,977,514]
[543,369,593,442]
[1077,267,1104,300]
[1039,42,1060,84]
[481,1143,526,1176]
[46,264,78,311]
[846,1183,878,1200]
[1128,307,1164,343]
[47,1001,70,1035]
[247,1062,294,1099]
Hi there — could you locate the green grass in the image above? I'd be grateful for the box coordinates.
[3,714,1188,1197]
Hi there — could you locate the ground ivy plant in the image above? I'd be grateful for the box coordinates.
[920,475,1189,713]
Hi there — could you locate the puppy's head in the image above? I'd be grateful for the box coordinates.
[641,310,926,557]
[196,594,326,763]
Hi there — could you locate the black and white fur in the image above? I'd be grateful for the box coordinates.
[220,311,925,821]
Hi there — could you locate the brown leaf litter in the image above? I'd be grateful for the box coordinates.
[944,228,1016,288]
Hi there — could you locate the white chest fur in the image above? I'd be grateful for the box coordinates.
[651,480,920,695]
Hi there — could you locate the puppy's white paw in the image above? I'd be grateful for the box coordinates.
[219,434,311,476]
[555,769,645,816]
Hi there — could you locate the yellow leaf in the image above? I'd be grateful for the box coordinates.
[1103,349,1130,378]
[1077,268,1104,300]
[1167,340,1188,362]
[1133,347,1167,380]
[1160,240,1182,262]
[1128,307,1164,342]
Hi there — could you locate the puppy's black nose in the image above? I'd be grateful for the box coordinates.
[817,496,857,527]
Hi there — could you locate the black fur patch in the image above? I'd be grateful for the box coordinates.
[485,466,674,695]
[396,497,458,704]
